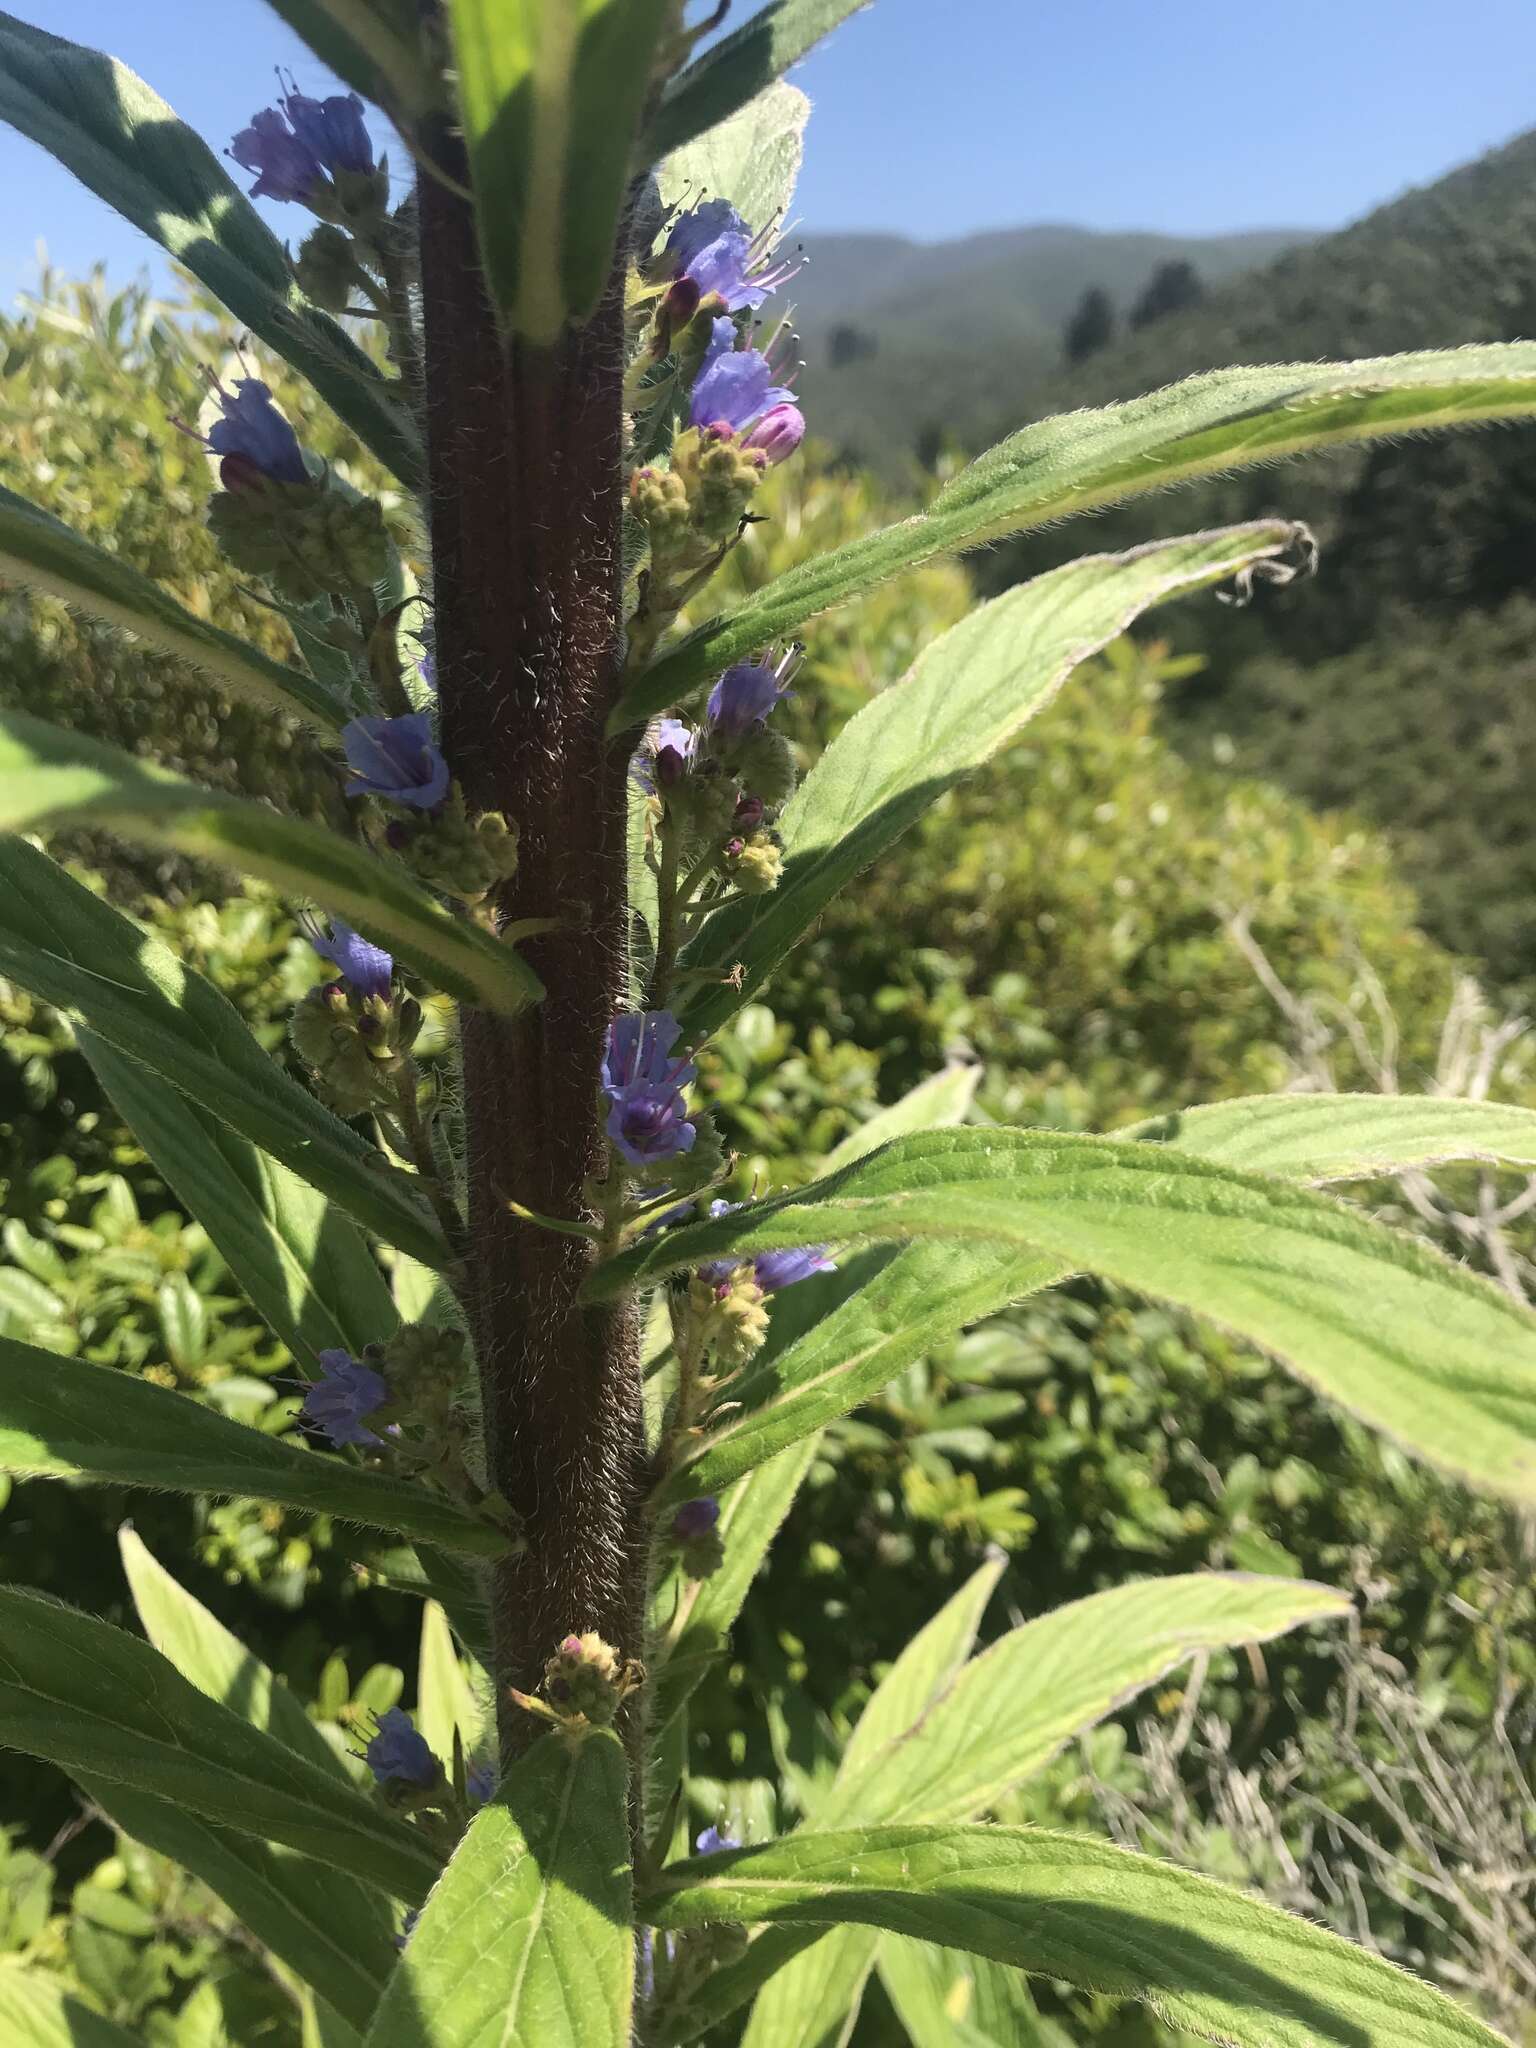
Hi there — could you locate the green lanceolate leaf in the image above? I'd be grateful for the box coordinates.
[101,1533,397,2032]
[119,1529,349,1777]
[0,1969,140,2047]
[83,1035,399,1368]
[78,1778,392,2037]
[655,1244,1068,1507]
[876,1940,1051,2048]
[0,1335,510,1556]
[834,1555,1005,1789]
[0,483,344,733]
[416,1598,483,1769]
[649,1825,1505,2048]
[261,0,438,119]
[449,0,674,343]
[0,711,542,1015]
[658,79,810,238]
[365,1729,632,2047]
[648,0,871,160]
[0,1586,441,1903]
[620,342,1536,719]
[0,12,421,486]
[821,1064,980,1173]
[0,837,447,1267]
[652,1435,824,1739]
[1138,1090,1536,1183]
[740,1929,876,2048]
[591,1125,1536,1506]
[822,1574,1347,1828]
[673,524,1308,1041]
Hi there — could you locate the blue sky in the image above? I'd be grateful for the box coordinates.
[3,0,1535,295]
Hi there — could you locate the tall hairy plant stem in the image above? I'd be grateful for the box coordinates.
[417,153,646,1767]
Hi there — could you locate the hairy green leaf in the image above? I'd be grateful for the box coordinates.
[0,1335,510,1555]
[648,0,871,160]
[649,1825,1504,2048]
[822,1574,1347,1828]
[654,1244,1068,1508]
[672,524,1309,1040]
[835,1555,1004,1789]
[1140,1090,1536,1182]
[622,344,1536,719]
[83,1034,398,1367]
[365,1729,631,2047]
[0,1586,441,1903]
[0,837,448,1266]
[592,1126,1536,1505]
[450,0,673,342]
[0,711,542,1015]
[0,483,344,732]
[740,1929,875,2048]
[0,12,421,484]
[658,78,809,236]
[876,1940,1050,2048]
[103,1532,396,2031]
[416,1598,483,1771]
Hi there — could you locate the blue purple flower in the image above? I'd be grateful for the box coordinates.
[632,716,697,795]
[754,1246,836,1292]
[664,199,799,314]
[690,319,796,437]
[204,377,308,488]
[695,1824,741,1855]
[230,78,374,204]
[365,1707,438,1787]
[602,1011,698,1168]
[467,1759,497,1805]
[300,1347,388,1448]
[307,917,392,1002]
[341,712,450,810]
[706,663,783,741]
[671,1497,721,1542]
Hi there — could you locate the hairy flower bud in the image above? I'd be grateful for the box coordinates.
[389,787,521,903]
[290,979,415,1118]
[670,1496,724,1579]
[208,477,391,604]
[542,1631,643,1726]
[381,1322,468,1407]
[724,727,797,807]
[294,222,367,313]
[687,1266,770,1367]
[724,828,784,895]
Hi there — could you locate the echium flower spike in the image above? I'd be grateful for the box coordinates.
[601,1010,698,1167]
[300,1348,388,1448]
[342,712,451,810]
[306,916,392,1002]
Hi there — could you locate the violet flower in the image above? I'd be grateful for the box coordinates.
[664,199,799,314]
[307,917,392,1002]
[602,1010,698,1168]
[632,716,697,795]
[204,377,309,488]
[365,1707,438,1787]
[341,712,450,810]
[230,77,374,203]
[695,1824,741,1855]
[742,402,806,465]
[300,1348,389,1448]
[754,1246,836,1292]
[706,662,782,741]
[690,319,796,437]
[671,1497,721,1542]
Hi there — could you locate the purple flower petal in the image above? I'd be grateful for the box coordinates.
[706,663,782,741]
[301,1348,389,1448]
[205,378,308,487]
[753,1246,836,1293]
[341,712,450,809]
[365,1707,438,1787]
[308,918,392,1002]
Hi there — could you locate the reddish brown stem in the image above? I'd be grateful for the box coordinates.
[417,153,645,1758]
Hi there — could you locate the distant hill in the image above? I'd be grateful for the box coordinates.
[964,127,1536,990]
[789,224,1309,458]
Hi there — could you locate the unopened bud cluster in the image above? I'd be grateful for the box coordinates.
[541,1632,644,1728]
[291,974,422,1119]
